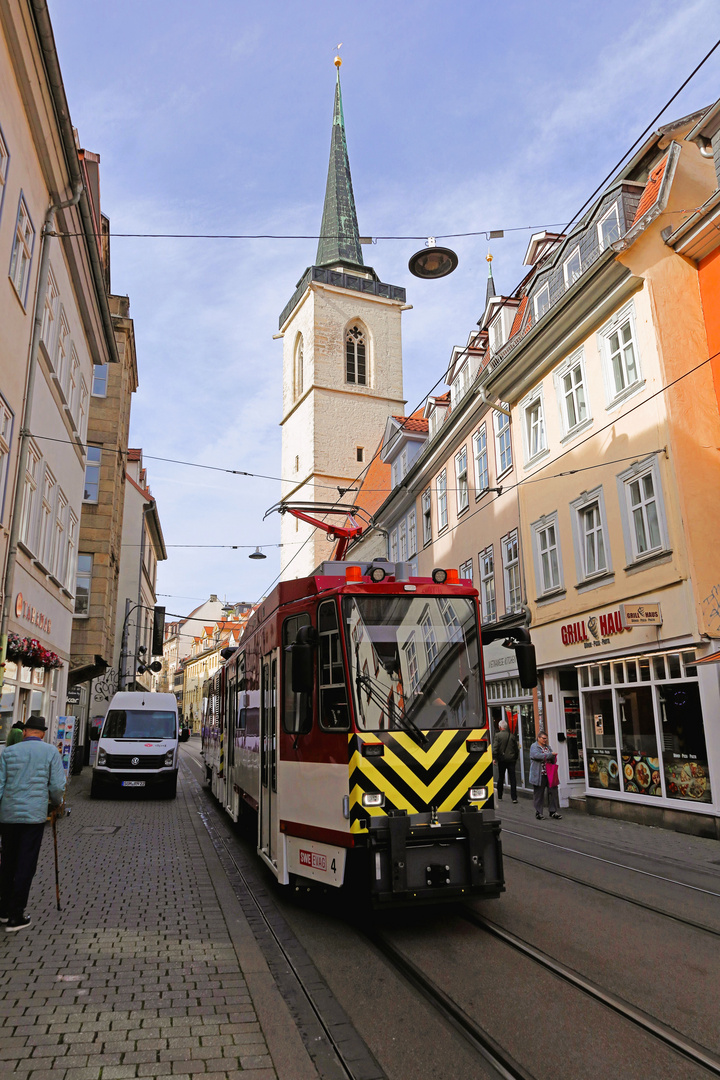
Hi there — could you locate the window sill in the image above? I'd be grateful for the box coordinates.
[457,504,470,517]
[32,557,52,578]
[423,539,433,548]
[605,378,645,413]
[8,276,29,313]
[437,525,449,536]
[496,465,513,483]
[575,571,615,594]
[17,539,35,559]
[560,417,594,445]
[72,613,89,620]
[48,573,63,589]
[624,549,673,576]
[524,447,550,469]
[536,587,566,606]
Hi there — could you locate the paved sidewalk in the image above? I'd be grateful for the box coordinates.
[0,765,306,1080]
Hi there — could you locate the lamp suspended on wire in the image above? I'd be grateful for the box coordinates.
[249,547,267,560]
[408,237,458,279]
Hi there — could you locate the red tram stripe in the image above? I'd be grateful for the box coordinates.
[279,820,355,848]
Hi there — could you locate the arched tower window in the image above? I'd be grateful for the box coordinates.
[346,324,366,385]
[294,335,304,398]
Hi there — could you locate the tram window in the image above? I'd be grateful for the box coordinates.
[318,600,350,731]
[282,614,313,734]
[227,676,237,767]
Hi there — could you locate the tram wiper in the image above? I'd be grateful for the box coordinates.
[354,664,427,747]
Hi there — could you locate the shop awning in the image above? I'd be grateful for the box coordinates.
[696,650,720,665]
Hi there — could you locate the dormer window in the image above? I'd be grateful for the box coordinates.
[490,317,503,354]
[450,362,470,407]
[598,204,620,250]
[563,247,582,288]
[534,284,550,322]
[346,325,366,385]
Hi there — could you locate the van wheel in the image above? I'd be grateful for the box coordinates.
[90,777,104,799]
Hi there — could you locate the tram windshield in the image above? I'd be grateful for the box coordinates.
[343,594,483,731]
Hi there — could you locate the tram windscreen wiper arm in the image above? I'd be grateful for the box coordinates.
[356,672,427,747]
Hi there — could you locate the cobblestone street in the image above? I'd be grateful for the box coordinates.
[0,761,281,1080]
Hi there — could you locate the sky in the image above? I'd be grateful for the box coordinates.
[48,0,720,616]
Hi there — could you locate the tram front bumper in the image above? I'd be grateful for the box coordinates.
[363,807,504,905]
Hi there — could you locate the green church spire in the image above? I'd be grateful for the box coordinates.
[316,60,364,269]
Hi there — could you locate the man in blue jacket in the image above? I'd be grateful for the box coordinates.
[0,715,66,932]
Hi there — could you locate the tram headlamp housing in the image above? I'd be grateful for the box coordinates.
[368,566,386,583]
[97,748,107,767]
[361,791,385,808]
[469,786,489,802]
[431,568,448,584]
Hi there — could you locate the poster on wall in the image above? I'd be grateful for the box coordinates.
[55,716,76,779]
[621,754,661,797]
[664,755,712,803]
[586,747,621,791]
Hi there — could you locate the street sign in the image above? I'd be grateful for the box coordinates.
[66,686,81,703]
[620,603,662,628]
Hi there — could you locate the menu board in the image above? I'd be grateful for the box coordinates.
[55,716,76,779]
[586,747,621,791]
[621,754,661,797]
[664,754,712,804]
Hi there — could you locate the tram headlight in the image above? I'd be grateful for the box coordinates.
[368,566,386,583]
[361,791,385,808]
[469,786,488,802]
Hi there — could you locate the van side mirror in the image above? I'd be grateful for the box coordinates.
[89,727,101,742]
[514,642,537,689]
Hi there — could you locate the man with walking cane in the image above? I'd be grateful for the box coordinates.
[0,715,65,932]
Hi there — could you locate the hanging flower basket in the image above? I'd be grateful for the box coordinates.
[5,633,62,670]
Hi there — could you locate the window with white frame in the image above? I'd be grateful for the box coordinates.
[494,409,512,474]
[533,283,550,321]
[490,316,503,354]
[68,349,79,416]
[523,392,546,461]
[479,546,496,623]
[0,396,13,518]
[84,446,101,502]
[400,448,408,480]
[437,469,448,530]
[19,442,40,549]
[598,203,620,250]
[52,490,67,581]
[66,510,78,590]
[459,558,473,582]
[398,519,408,561]
[407,509,417,557]
[346,324,366,385]
[502,531,522,613]
[421,610,438,670]
[74,554,93,616]
[404,633,420,693]
[555,350,589,435]
[617,458,668,562]
[473,425,489,493]
[422,489,432,544]
[0,125,8,208]
[78,377,88,440]
[38,466,56,566]
[391,460,399,489]
[563,247,582,288]
[597,304,643,406]
[532,514,562,595]
[9,195,35,304]
[41,268,59,351]
[92,364,108,397]
[455,446,469,512]
[570,488,611,582]
[389,527,398,562]
[440,598,463,643]
[54,309,70,389]
[451,362,470,407]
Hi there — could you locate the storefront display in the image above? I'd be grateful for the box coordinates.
[579,650,712,806]
[486,675,535,790]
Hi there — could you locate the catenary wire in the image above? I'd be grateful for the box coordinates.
[55,222,570,241]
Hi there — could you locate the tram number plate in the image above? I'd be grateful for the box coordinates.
[299,849,327,872]
[122,781,145,787]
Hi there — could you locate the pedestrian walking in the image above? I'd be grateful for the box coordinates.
[0,715,66,932]
[529,730,562,820]
[493,719,519,803]
[5,721,24,746]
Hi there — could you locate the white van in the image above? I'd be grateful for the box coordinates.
[90,691,179,799]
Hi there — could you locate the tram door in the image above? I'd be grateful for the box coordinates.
[259,651,278,864]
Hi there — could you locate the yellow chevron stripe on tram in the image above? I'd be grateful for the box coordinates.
[380,741,474,805]
[438,754,494,811]
[355,729,460,769]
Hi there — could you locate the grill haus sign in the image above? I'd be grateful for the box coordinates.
[561,609,629,649]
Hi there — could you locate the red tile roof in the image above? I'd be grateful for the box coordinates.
[127,448,142,462]
[510,296,528,338]
[391,414,429,434]
[632,156,668,225]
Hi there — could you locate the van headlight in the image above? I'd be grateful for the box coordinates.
[164,751,174,767]
[469,786,488,801]
[361,792,385,808]
[97,748,107,766]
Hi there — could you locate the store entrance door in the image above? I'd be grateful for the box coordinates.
[561,693,585,781]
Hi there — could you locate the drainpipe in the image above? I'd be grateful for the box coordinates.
[0,182,83,693]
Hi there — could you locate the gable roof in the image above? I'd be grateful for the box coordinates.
[632,155,668,224]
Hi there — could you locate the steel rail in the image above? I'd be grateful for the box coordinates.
[502,849,720,938]
[362,927,534,1080]
[502,827,720,897]
[463,910,720,1077]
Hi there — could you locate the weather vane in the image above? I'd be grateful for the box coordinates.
[335,42,342,68]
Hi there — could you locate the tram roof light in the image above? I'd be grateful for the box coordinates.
[431,568,448,584]
[446,569,459,584]
[368,566,387,583]
[345,565,363,582]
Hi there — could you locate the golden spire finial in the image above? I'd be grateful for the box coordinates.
[334,42,342,68]
[486,252,493,263]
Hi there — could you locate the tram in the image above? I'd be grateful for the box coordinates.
[201,549,537,906]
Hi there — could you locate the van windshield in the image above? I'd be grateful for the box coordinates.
[103,710,176,739]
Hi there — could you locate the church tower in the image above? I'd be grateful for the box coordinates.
[278,59,407,578]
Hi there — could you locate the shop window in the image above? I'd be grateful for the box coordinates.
[618,687,660,796]
[583,689,620,791]
[318,601,349,731]
[659,683,711,804]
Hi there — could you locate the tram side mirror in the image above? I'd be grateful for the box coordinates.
[514,642,537,689]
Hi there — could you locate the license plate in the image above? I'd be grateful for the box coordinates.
[122,781,145,787]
